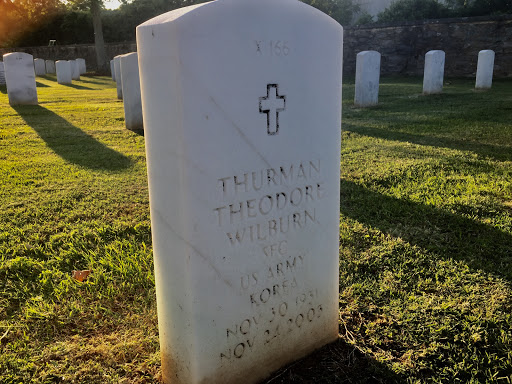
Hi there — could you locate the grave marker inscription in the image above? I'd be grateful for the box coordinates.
[77,58,86,74]
[34,58,46,76]
[45,60,56,74]
[56,60,72,84]
[110,60,116,81]
[70,60,80,80]
[0,62,5,85]
[354,50,381,107]
[137,0,343,383]
[120,52,143,130]
[475,50,495,90]
[423,50,445,94]
[3,52,38,105]
[114,56,123,99]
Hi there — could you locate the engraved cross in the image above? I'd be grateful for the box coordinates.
[259,84,286,135]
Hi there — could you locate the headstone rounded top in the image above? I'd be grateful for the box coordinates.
[3,52,33,60]
[426,50,445,55]
[357,50,380,57]
[138,0,342,30]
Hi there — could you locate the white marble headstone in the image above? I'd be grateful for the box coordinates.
[114,55,123,99]
[423,50,445,94]
[137,0,343,383]
[0,62,5,85]
[120,52,143,130]
[110,60,116,81]
[3,52,38,105]
[77,58,86,74]
[56,60,72,85]
[70,60,80,80]
[354,50,381,107]
[475,50,495,90]
[34,58,46,76]
[45,60,56,74]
